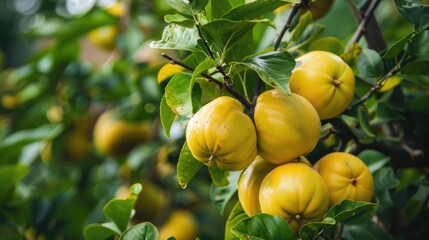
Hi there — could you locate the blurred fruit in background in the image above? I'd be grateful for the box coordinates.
[158,209,198,240]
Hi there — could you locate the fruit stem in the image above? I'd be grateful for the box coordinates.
[333,79,343,87]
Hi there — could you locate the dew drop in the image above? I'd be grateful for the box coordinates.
[181,184,187,189]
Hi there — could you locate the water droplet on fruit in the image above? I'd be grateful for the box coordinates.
[181,184,187,189]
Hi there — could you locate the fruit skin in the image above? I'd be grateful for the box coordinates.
[238,156,277,216]
[186,96,257,171]
[238,156,312,217]
[302,0,335,20]
[93,109,149,157]
[254,90,321,165]
[289,50,355,120]
[158,210,198,240]
[314,152,374,206]
[259,163,329,233]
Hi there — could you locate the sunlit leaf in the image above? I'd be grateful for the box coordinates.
[208,166,230,187]
[357,49,384,79]
[222,0,288,21]
[234,50,295,94]
[84,222,121,240]
[164,14,195,28]
[309,37,345,55]
[150,24,202,52]
[165,0,209,16]
[164,72,194,118]
[160,95,176,137]
[103,198,136,232]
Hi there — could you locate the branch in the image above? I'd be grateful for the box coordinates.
[348,53,407,109]
[161,53,252,109]
[346,0,382,50]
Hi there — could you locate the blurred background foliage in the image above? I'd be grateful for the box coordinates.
[0,0,428,239]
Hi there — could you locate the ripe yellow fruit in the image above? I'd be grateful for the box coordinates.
[238,156,276,216]
[314,152,374,206]
[254,90,321,165]
[93,109,149,157]
[158,210,198,240]
[289,51,355,120]
[302,0,335,20]
[259,163,329,233]
[238,156,312,217]
[186,96,257,171]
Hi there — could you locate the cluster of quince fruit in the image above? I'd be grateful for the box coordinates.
[186,51,374,233]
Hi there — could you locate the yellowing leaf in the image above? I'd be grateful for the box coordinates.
[379,76,402,92]
[157,63,185,83]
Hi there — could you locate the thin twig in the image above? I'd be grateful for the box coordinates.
[161,53,252,108]
[346,0,381,50]
[195,23,229,81]
[348,52,407,109]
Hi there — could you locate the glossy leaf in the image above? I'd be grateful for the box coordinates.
[358,150,391,173]
[357,49,384,78]
[292,12,312,42]
[408,30,429,60]
[394,0,429,30]
[235,50,295,94]
[191,58,217,85]
[383,31,413,58]
[210,171,240,215]
[225,201,249,240]
[119,222,159,240]
[160,95,176,137]
[150,24,202,52]
[357,105,375,138]
[177,141,204,188]
[103,198,136,232]
[325,200,379,224]
[373,167,400,191]
[231,213,294,240]
[164,72,194,118]
[208,166,230,187]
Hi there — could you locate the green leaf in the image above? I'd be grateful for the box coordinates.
[150,24,202,52]
[208,166,230,187]
[383,31,413,58]
[408,30,429,60]
[370,103,405,125]
[84,223,119,240]
[231,213,294,240]
[394,0,429,30]
[119,222,159,240]
[0,164,30,204]
[325,200,378,224]
[405,94,429,112]
[201,19,257,56]
[165,0,209,15]
[160,95,176,137]
[357,150,390,173]
[177,142,204,188]
[103,198,136,232]
[235,50,295,94]
[222,0,288,21]
[225,201,249,240]
[191,58,217,86]
[402,60,429,75]
[210,171,240,215]
[208,0,245,20]
[164,14,195,28]
[373,167,400,191]
[298,217,336,240]
[292,11,313,42]
[292,23,326,50]
[342,221,393,240]
[309,37,345,55]
[164,72,194,118]
[357,49,384,78]
[357,105,375,138]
